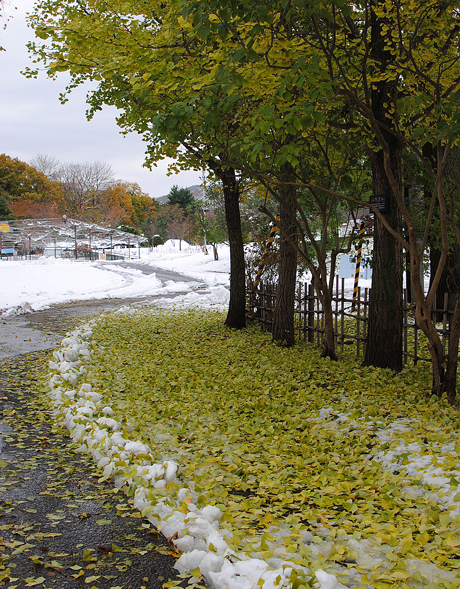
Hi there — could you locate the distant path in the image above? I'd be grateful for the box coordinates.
[99,260,200,283]
[0,259,205,360]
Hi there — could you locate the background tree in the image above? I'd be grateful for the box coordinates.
[93,183,135,227]
[129,186,158,234]
[0,193,15,220]
[29,154,61,178]
[167,185,195,212]
[0,154,63,216]
[50,161,115,218]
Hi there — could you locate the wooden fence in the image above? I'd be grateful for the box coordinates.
[246,278,457,364]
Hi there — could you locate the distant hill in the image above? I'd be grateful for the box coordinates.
[156,184,205,204]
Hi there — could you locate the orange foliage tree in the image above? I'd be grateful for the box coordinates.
[0,154,63,218]
[8,199,60,219]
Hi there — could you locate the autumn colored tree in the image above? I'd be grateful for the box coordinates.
[297,0,460,395]
[26,0,251,330]
[8,199,59,219]
[26,0,460,391]
[87,182,134,226]
[186,0,460,393]
[0,154,63,215]
[129,186,158,232]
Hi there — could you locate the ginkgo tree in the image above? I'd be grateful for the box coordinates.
[26,0,368,354]
[175,0,404,367]
[177,0,460,398]
[170,1,373,355]
[298,0,460,399]
[26,0,250,328]
[26,0,460,394]
[26,0,337,339]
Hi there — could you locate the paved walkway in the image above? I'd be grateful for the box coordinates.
[0,272,205,589]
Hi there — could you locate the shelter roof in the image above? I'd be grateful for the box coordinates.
[0,218,145,250]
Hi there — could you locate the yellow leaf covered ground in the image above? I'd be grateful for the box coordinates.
[46,308,460,589]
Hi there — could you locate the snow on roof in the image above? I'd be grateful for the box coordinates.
[0,218,146,250]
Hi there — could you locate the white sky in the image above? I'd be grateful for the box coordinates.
[0,1,202,199]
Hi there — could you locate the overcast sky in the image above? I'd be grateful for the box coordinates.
[0,1,202,199]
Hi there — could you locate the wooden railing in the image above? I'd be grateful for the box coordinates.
[246,278,458,364]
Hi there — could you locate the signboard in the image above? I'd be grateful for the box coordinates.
[369,194,388,213]
[0,223,10,233]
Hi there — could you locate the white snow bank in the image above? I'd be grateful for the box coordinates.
[0,242,231,315]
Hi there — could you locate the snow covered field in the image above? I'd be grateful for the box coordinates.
[0,241,372,316]
[0,241,233,315]
[0,240,370,316]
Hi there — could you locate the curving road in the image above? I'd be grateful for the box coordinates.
[0,263,206,360]
[99,260,200,283]
[0,263,202,588]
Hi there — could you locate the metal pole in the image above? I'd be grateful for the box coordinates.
[128,237,131,259]
[28,236,31,260]
[54,238,57,259]
[75,226,78,259]
[351,220,366,313]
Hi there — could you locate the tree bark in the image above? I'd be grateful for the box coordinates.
[272,178,298,347]
[444,297,460,403]
[363,4,403,372]
[430,245,460,319]
[319,275,337,360]
[220,167,246,329]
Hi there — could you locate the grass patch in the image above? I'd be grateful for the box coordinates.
[57,307,460,586]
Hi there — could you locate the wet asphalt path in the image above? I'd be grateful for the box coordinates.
[0,265,206,589]
[0,262,207,360]
[98,261,200,284]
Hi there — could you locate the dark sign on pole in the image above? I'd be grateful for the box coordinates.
[369,193,388,213]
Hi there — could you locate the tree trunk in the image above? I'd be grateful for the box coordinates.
[364,151,403,371]
[363,4,403,372]
[221,167,246,329]
[430,245,460,320]
[321,281,337,360]
[425,142,460,321]
[443,296,460,403]
[272,179,297,347]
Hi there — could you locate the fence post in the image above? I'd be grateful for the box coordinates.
[363,288,369,358]
[403,288,408,364]
[356,286,361,357]
[308,282,315,343]
[443,292,449,359]
[341,278,345,354]
[351,220,365,312]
